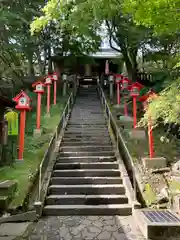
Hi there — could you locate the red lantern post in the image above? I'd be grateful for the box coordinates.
[44,76,52,115]
[139,91,157,159]
[130,82,144,128]
[52,72,58,105]
[116,78,121,105]
[115,74,124,105]
[32,81,45,132]
[13,91,31,161]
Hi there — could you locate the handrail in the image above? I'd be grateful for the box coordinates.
[37,82,77,203]
[97,83,137,202]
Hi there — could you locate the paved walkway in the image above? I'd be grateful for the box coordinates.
[25,215,145,240]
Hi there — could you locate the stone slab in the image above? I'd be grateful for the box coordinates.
[119,115,133,123]
[129,129,146,140]
[142,157,167,169]
[0,181,17,197]
[26,215,146,240]
[0,222,30,237]
[33,129,42,138]
[0,237,16,240]
[0,196,8,210]
[112,104,124,109]
[0,211,37,224]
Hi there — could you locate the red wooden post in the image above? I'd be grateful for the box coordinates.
[53,81,57,105]
[44,76,52,115]
[32,81,45,130]
[13,91,31,161]
[139,92,158,159]
[47,85,50,114]
[19,110,26,160]
[133,96,137,128]
[37,94,41,129]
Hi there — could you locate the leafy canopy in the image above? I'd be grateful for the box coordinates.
[123,0,180,35]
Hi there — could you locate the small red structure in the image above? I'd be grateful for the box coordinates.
[121,77,131,89]
[13,91,31,161]
[115,75,124,105]
[44,75,52,115]
[138,91,158,158]
[52,72,58,105]
[130,82,144,128]
[32,81,45,130]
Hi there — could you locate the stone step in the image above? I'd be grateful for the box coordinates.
[53,169,120,177]
[64,132,109,137]
[56,156,117,163]
[54,162,118,170]
[66,125,107,129]
[50,177,122,185]
[61,142,112,146]
[46,194,128,205]
[69,119,105,121]
[67,124,107,127]
[43,204,132,216]
[65,129,108,134]
[62,137,111,143]
[59,146,113,152]
[48,184,125,195]
[66,127,107,130]
[70,117,105,119]
[68,121,107,125]
[59,151,114,157]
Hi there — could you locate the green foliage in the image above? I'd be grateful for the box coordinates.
[31,0,101,55]
[123,0,180,35]
[31,0,150,81]
[0,0,47,91]
[122,0,180,125]
[139,78,180,127]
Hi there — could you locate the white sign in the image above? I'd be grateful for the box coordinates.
[109,75,114,82]
[45,77,51,84]
[62,74,67,81]
[19,97,27,106]
[36,84,43,91]
[53,75,58,80]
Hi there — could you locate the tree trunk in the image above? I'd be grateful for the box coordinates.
[27,55,35,78]
[36,49,43,75]
[121,48,138,81]
[47,45,52,73]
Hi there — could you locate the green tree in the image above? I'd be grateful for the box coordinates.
[123,0,180,126]
[0,0,54,96]
[123,0,180,35]
[31,0,150,81]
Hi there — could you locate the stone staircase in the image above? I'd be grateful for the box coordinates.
[43,86,132,215]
